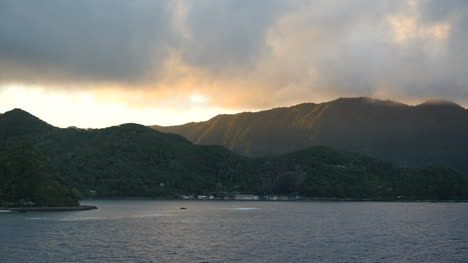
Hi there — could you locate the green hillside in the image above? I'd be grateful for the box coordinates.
[0,141,79,207]
[153,97,468,173]
[1,108,467,200]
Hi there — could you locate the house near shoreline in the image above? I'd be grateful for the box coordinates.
[233,194,261,200]
[180,192,301,201]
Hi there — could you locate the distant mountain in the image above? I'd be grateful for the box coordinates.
[152,97,468,173]
[1,108,467,200]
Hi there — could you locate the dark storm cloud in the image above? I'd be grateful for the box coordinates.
[0,0,286,85]
[0,0,467,106]
[0,0,172,84]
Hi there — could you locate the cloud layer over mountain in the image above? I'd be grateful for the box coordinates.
[1,0,467,108]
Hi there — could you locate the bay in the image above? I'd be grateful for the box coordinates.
[1,200,468,263]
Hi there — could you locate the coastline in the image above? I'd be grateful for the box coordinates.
[81,197,468,203]
[0,205,97,212]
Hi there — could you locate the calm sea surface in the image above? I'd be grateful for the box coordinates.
[1,200,468,263]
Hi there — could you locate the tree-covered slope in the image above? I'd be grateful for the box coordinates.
[37,124,245,196]
[242,147,468,200]
[1,108,467,200]
[0,141,80,207]
[152,97,468,173]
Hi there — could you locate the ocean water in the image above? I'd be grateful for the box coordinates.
[1,200,468,263]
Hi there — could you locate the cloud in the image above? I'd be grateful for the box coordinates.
[0,0,173,84]
[0,0,467,109]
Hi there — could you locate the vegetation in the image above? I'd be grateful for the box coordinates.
[243,147,468,200]
[1,108,467,201]
[153,97,468,174]
[0,141,80,207]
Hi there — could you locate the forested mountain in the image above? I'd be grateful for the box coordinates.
[1,108,467,200]
[152,97,468,173]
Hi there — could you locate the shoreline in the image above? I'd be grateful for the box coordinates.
[81,198,468,203]
[0,205,97,212]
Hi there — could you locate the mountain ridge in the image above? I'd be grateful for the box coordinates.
[153,97,465,130]
[151,97,468,173]
[1,106,467,200]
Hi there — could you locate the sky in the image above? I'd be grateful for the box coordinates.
[0,0,467,128]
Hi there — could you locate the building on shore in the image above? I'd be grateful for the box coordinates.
[233,194,260,201]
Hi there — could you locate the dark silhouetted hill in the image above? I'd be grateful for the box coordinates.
[0,108,56,140]
[0,141,80,207]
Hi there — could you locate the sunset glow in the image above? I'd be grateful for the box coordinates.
[0,0,467,127]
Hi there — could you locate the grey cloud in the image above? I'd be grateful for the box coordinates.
[178,0,286,71]
[0,0,172,84]
[0,0,287,84]
[0,0,467,105]
[420,0,468,21]
[272,0,468,103]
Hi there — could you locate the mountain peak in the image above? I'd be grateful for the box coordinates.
[4,108,35,116]
[418,99,463,109]
[1,108,51,124]
[0,108,54,138]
